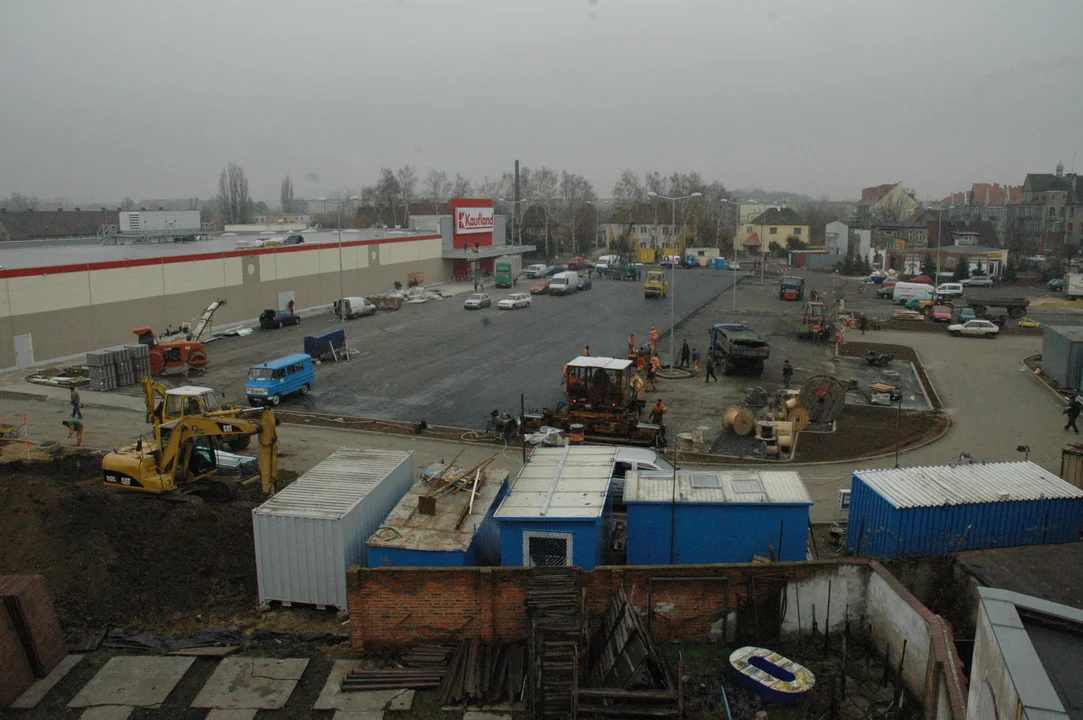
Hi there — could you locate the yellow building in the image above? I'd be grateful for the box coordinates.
[736,208,810,256]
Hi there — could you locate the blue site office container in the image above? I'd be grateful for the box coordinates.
[304,327,347,359]
[846,462,1083,559]
[624,471,812,565]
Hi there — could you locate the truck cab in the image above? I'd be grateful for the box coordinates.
[710,323,770,376]
[644,270,668,299]
[779,276,805,301]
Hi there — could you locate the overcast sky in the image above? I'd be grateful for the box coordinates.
[3,0,1081,205]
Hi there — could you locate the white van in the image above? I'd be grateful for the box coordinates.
[524,264,548,279]
[892,281,935,304]
[333,297,376,319]
[549,271,580,296]
[935,283,964,301]
[596,255,620,272]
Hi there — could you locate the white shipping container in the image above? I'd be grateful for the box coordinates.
[119,210,201,234]
[252,447,414,610]
[1065,274,1083,299]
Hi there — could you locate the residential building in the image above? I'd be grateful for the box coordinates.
[855,182,918,226]
[825,221,871,262]
[1007,162,1080,255]
[936,183,1021,244]
[599,201,693,259]
[737,207,809,256]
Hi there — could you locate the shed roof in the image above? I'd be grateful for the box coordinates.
[367,470,509,552]
[254,447,413,520]
[566,356,633,371]
[495,445,614,520]
[853,461,1083,509]
[625,470,813,505]
[1045,326,1083,342]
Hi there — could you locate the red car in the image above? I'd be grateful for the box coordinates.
[530,279,550,295]
[566,256,588,269]
[929,305,953,323]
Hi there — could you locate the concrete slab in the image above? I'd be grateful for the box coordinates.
[333,712,385,720]
[11,654,84,708]
[313,660,414,712]
[79,706,134,720]
[464,713,513,720]
[205,710,259,720]
[191,657,308,710]
[68,656,194,708]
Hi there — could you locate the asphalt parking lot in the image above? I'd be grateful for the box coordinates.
[141,269,739,429]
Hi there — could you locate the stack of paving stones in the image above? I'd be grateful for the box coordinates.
[0,575,67,706]
[86,345,151,391]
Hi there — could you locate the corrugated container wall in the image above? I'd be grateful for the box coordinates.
[1062,446,1083,490]
[252,448,413,610]
[846,463,1083,559]
[1040,326,1083,389]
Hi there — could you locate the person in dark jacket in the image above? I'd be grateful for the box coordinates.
[70,388,83,419]
[782,360,794,388]
[704,354,718,383]
[679,339,691,368]
[1065,395,1083,433]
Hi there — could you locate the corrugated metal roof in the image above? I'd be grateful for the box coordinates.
[254,447,413,520]
[1046,326,1083,342]
[854,462,1083,509]
[624,470,813,505]
[367,470,509,552]
[566,356,633,371]
[495,446,614,519]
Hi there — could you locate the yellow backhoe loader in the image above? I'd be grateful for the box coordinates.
[102,410,279,499]
[142,376,253,451]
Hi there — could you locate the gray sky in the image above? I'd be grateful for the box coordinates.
[3,0,1081,204]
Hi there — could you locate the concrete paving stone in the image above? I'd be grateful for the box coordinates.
[205,710,259,720]
[79,705,134,720]
[11,654,83,708]
[464,712,513,720]
[313,659,414,712]
[68,656,194,708]
[190,657,308,710]
[333,712,385,720]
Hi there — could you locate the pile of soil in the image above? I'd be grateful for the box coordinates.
[795,405,948,463]
[0,455,265,634]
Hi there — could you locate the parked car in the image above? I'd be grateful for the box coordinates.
[245,353,314,406]
[333,297,376,319]
[1048,278,1065,292]
[1019,317,1042,328]
[876,278,899,299]
[545,265,566,276]
[530,279,550,295]
[948,319,999,338]
[463,293,491,310]
[524,264,548,279]
[566,256,588,269]
[935,283,965,301]
[283,234,305,245]
[729,262,742,271]
[577,274,593,291]
[957,307,977,323]
[260,309,301,329]
[498,293,532,310]
[962,275,994,287]
[929,305,953,323]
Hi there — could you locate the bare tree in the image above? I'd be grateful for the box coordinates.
[396,165,417,226]
[280,174,295,213]
[422,169,452,211]
[370,168,400,227]
[1,193,40,211]
[558,172,596,255]
[120,197,135,210]
[451,173,473,198]
[612,170,645,212]
[216,162,252,224]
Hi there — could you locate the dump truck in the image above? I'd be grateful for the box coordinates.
[709,323,770,376]
[644,270,668,299]
[779,276,806,301]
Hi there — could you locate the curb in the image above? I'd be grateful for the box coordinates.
[1021,353,1073,404]
[0,388,143,413]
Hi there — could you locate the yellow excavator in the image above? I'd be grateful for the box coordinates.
[142,376,253,451]
[102,410,279,499]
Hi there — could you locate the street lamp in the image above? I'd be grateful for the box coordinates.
[499,197,532,247]
[935,203,955,282]
[647,191,703,367]
[318,195,360,323]
[720,199,739,312]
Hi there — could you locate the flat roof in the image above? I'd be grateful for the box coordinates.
[957,542,1083,611]
[0,229,438,274]
[495,445,615,520]
[625,470,813,505]
[166,386,214,395]
[854,461,1082,509]
[367,470,509,553]
[566,356,633,371]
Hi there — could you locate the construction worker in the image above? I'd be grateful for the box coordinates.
[649,399,667,425]
[649,327,659,351]
[692,348,701,373]
[62,419,84,446]
[649,354,661,373]
[783,360,794,389]
[679,339,691,368]
[645,365,658,392]
[583,346,591,357]
[628,333,636,356]
[69,388,83,419]
[704,353,718,383]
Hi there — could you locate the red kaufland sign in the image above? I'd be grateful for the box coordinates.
[455,207,494,235]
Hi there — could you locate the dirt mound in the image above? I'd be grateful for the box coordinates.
[0,455,262,634]
[795,405,948,463]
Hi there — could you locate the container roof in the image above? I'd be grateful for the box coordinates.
[367,470,509,552]
[494,445,615,520]
[254,447,413,520]
[854,462,1083,509]
[1046,326,1083,341]
[624,470,813,505]
[566,356,633,371]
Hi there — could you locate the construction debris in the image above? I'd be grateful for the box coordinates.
[526,567,583,720]
[440,639,526,706]
[341,644,453,692]
[25,365,89,389]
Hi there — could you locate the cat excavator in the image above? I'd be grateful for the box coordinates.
[102,409,279,499]
[141,376,253,451]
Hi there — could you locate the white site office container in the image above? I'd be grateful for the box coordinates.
[119,210,201,233]
[252,447,414,610]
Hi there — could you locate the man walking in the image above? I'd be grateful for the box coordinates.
[70,388,83,419]
[1065,394,1083,433]
[782,360,794,389]
[628,333,636,357]
[704,353,718,383]
[583,346,591,357]
[692,348,701,373]
[649,326,659,352]
[679,339,690,369]
[649,399,667,425]
[62,419,84,446]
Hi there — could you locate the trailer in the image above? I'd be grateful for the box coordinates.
[965,294,1029,319]
[1065,274,1083,300]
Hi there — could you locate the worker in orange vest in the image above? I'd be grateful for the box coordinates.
[628,333,636,356]
[649,327,659,351]
[649,399,667,425]
[649,355,662,373]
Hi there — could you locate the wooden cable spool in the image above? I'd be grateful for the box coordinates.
[785,396,800,410]
[722,405,741,431]
[790,407,810,432]
[765,444,781,457]
[779,434,794,449]
[732,408,756,437]
[775,421,794,437]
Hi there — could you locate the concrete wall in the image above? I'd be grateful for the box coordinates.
[965,603,1017,720]
[0,235,442,369]
[867,569,931,693]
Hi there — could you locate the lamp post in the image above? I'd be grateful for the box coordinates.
[318,195,360,322]
[935,203,955,281]
[647,191,702,367]
[499,197,532,247]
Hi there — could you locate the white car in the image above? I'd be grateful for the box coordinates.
[497,293,532,310]
[463,293,491,310]
[962,275,994,287]
[729,262,742,271]
[948,319,999,338]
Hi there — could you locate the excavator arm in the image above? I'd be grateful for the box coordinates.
[187,299,227,341]
[142,376,169,424]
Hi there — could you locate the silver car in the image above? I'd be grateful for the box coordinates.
[463,293,491,310]
[498,293,532,310]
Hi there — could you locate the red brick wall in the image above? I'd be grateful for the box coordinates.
[0,603,34,707]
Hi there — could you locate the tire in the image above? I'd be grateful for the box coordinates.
[1008,307,1025,319]
[951,330,962,337]
[986,333,997,339]
[300,383,311,395]
[227,435,252,452]
[149,352,165,375]
[270,394,281,406]
[187,349,209,368]
[276,322,283,329]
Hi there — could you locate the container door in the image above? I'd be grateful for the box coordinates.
[14,335,33,369]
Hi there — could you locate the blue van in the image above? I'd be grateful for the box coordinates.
[245,353,315,406]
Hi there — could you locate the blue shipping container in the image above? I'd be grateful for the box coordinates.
[304,327,347,359]
[846,462,1083,559]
